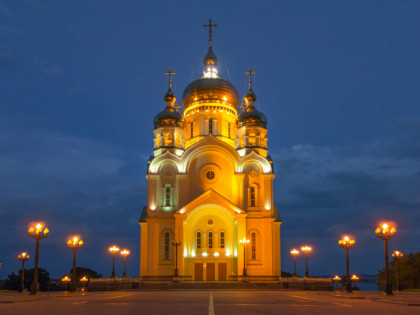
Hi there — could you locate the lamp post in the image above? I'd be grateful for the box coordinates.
[80,276,89,292]
[301,246,312,278]
[109,245,120,278]
[290,249,299,277]
[338,235,356,293]
[67,236,83,292]
[392,250,403,291]
[171,241,181,277]
[333,275,341,291]
[239,237,250,277]
[120,249,130,278]
[375,222,396,295]
[28,222,49,295]
[18,252,30,292]
[351,274,359,290]
[62,275,71,291]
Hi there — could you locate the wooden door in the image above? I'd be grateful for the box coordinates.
[218,263,227,281]
[206,263,215,281]
[195,263,203,281]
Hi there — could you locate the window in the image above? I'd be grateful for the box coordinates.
[191,122,194,138]
[249,133,256,145]
[164,133,172,146]
[206,170,215,180]
[165,232,170,260]
[208,232,213,248]
[228,122,231,138]
[165,186,171,206]
[251,233,256,260]
[209,118,213,134]
[196,232,201,249]
[250,186,256,207]
[220,232,225,249]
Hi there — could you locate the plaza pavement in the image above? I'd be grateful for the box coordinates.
[0,290,419,315]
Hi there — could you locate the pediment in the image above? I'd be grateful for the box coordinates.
[175,189,245,216]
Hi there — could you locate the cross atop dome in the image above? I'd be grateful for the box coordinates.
[165,68,175,89]
[204,19,217,46]
[245,68,255,89]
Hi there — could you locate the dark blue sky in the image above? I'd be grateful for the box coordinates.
[1,0,420,280]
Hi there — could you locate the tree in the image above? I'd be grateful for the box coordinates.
[6,268,50,291]
[377,252,420,290]
[69,267,102,285]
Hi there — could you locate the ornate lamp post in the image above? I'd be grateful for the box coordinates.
[239,237,250,276]
[18,252,30,292]
[109,245,120,278]
[333,275,341,291]
[301,246,312,278]
[351,274,359,289]
[28,223,49,294]
[171,241,181,277]
[120,249,130,278]
[392,250,403,291]
[62,275,71,291]
[338,235,355,293]
[67,236,83,292]
[375,222,396,295]
[290,249,299,277]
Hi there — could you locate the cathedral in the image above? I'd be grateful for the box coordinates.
[139,22,281,281]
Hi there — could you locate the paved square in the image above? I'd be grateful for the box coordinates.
[1,290,419,314]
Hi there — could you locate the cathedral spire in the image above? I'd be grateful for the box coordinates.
[244,67,257,109]
[203,19,218,77]
[164,68,176,109]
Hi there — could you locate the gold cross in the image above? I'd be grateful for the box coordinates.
[245,67,255,89]
[204,19,217,46]
[165,68,175,89]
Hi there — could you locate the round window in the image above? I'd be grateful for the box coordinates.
[208,219,214,226]
[206,170,215,180]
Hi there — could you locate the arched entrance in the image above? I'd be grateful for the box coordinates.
[183,204,238,280]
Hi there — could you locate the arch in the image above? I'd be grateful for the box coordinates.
[160,228,174,263]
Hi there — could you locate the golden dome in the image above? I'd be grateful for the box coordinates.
[182,77,240,111]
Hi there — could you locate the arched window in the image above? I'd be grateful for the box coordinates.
[208,232,213,248]
[196,232,201,249]
[164,133,172,146]
[165,232,170,260]
[220,231,225,249]
[165,186,171,206]
[228,122,231,138]
[191,122,194,138]
[250,186,256,207]
[249,133,256,145]
[209,118,213,134]
[251,232,256,260]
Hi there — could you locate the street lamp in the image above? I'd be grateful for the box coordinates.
[67,236,84,292]
[333,275,341,291]
[62,275,71,291]
[239,237,250,277]
[338,235,356,293]
[375,222,396,295]
[28,222,49,294]
[109,245,120,278]
[351,274,359,290]
[120,249,130,278]
[171,241,181,277]
[392,250,403,291]
[301,246,312,277]
[18,252,30,293]
[290,249,299,277]
[80,276,89,292]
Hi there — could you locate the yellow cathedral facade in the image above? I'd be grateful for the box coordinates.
[139,22,281,281]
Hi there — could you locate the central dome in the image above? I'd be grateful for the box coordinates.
[182,77,240,111]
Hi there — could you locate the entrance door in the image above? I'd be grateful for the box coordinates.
[195,263,203,281]
[206,263,215,281]
[218,263,227,281]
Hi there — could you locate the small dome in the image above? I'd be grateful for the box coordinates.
[238,108,267,128]
[182,77,239,111]
[153,107,183,129]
